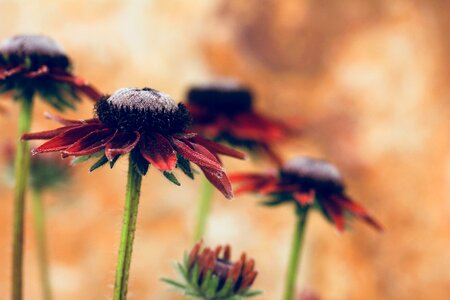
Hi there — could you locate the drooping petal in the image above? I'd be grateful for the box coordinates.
[190,135,247,160]
[22,125,80,140]
[62,128,117,156]
[139,132,177,171]
[48,73,102,101]
[201,167,233,199]
[44,111,100,125]
[293,190,315,205]
[322,201,345,232]
[24,65,49,78]
[105,131,140,161]
[171,138,223,172]
[32,123,105,154]
[0,65,25,79]
[332,195,383,231]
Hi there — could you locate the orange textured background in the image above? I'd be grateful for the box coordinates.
[0,1,449,299]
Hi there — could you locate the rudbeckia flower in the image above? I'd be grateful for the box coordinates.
[163,240,260,299]
[186,80,292,165]
[231,156,381,300]
[0,34,101,106]
[231,156,381,231]
[23,87,245,198]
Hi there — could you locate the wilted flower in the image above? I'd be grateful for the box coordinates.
[231,156,381,231]
[186,80,293,165]
[0,34,101,107]
[163,241,260,299]
[22,87,246,198]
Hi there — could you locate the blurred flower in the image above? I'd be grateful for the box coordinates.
[0,34,101,108]
[231,156,381,231]
[186,80,294,165]
[163,240,260,299]
[22,87,246,198]
[298,289,320,300]
[3,143,71,192]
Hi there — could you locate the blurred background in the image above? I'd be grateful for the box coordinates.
[0,0,449,299]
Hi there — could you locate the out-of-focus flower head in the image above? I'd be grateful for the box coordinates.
[231,156,382,231]
[2,143,71,192]
[22,87,247,198]
[0,34,101,109]
[163,240,260,299]
[186,79,296,165]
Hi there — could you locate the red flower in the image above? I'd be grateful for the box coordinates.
[22,87,246,198]
[231,156,382,231]
[186,80,294,165]
[0,35,101,107]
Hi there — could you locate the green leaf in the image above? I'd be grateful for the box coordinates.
[176,154,194,179]
[200,270,213,292]
[261,197,291,207]
[160,278,187,290]
[89,155,109,172]
[109,155,120,168]
[216,278,234,298]
[130,149,149,176]
[71,152,103,165]
[190,263,200,289]
[163,171,181,186]
[241,290,262,298]
[205,275,220,299]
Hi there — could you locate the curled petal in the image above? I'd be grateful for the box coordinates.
[105,131,140,161]
[22,125,80,140]
[49,73,102,101]
[24,65,49,78]
[32,123,106,154]
[190,135,247,160]
[201,167,233,199]
[171,138,223,172]
[139,133,177,171]
[63,128,117,156]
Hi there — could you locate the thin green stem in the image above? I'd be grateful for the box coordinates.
[113,156,142,300]
[12,95,33,300]
[192,178,215,243]
[283,211,309,300]
[31,189,52,300]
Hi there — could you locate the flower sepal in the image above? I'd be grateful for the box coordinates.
[162,241,260,300]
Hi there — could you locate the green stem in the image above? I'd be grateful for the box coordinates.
[192,178,215,242]
[283,211,309,300]
[31,189,52,300]
[113,156,142,300]
[12,95,33,300]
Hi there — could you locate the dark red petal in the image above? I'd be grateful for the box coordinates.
[259,183,298,194]
[32,123,106,154]
[190,135,247,160]
[0,65,25,79]
[260,143,283,166]
[201,167,233,199]
[24,65,49,78]
[48,73,102,101]
[332,196,383,231]
[44,112,100,125]
[171,138,223,172]
[139,133,177,171]
[293,190,315,205]
[63,128,117,156]
[229,173,273,183]
[322,201,345,232]
[22,125,80,140]
[105,131,140,161]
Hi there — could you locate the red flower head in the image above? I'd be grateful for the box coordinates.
[0,35,101,108]
[231,156,382,231]
[163,240,259,299]
[22,87,246,198]
[186,80,293,165]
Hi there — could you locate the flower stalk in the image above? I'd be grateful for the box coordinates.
[113,156,143,300]
[12,94,34,300]
[283,210,308,300]
[31,189,52,300]
[192,178,215,242]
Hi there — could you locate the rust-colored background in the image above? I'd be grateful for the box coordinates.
[0,1,449,299]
